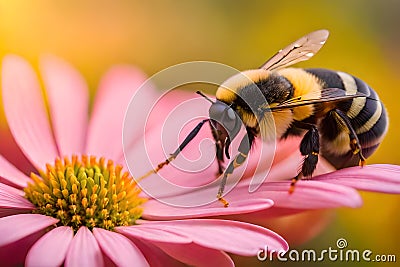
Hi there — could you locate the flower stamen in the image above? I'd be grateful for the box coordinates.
[24,155,146,232]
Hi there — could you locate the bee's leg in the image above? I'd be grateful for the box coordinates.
[137,119,210,181]
[217,129,255,207]
[215,142,225,175]
[212,129,225,176]
[289,121,320,194]
[334,109,366,166]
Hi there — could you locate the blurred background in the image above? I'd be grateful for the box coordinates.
[0,0,399,266]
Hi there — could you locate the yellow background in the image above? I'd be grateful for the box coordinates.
[0,1,399,266]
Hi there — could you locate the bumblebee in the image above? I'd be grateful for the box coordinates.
[139,30,388,207]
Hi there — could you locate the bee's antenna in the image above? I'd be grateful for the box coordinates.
[196,91,215,104]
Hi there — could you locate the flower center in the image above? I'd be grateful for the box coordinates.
[24,155,146,231]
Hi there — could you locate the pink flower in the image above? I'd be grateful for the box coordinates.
[0,55,288,266]
[1,54,400,266]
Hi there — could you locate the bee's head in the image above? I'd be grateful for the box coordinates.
[209,101,241,146]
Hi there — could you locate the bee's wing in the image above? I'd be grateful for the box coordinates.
[269,88,369,110]
[260,29,329,71]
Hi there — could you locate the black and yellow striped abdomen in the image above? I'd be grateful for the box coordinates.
[305,68,388,169]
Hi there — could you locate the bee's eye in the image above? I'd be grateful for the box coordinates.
[223,108,237,131]
[227,108,236,120]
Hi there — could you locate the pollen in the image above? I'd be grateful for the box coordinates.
[24,155,146,232]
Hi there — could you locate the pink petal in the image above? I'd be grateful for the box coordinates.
[2,55,58,169]
[253,151,301,183]
[86,66,156,162]
[93,228,149,267]
[0,182,34,209]
[154,242,234,267]
[141,157,358,212]
[126,116,218,191]
[315,164,400,193]
[262,209,335,246]
[25,226,73,267]
[140,219,288,256]
[0,153,31,188]
[269,137,302,166]
[124,90,220,189]
[0,208,32,218]
[0,225,46,266]
[141,90,203,131]
[65,226,104,267]
[240,137,299,184]
[244,144,335,193]
[116,225,191,244]
[143,195,273,220]
[230,179,362,210]
[40,55,89,156]
[0,213,58,246]
[128,238,186,267]
[0,127,35,176]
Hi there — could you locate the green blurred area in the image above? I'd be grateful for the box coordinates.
[0,0,399,266]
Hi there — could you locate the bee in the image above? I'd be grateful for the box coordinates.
[139,29,388,207]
